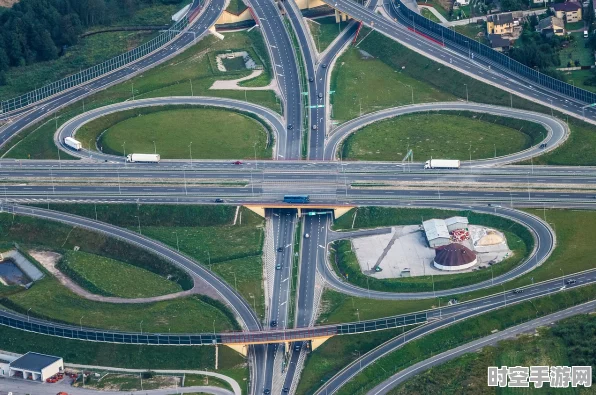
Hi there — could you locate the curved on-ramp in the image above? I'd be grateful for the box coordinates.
[55,97,286,161]
[324,102,568,165]
[318,202,556,300]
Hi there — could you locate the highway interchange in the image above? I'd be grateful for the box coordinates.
[0,0,596,393]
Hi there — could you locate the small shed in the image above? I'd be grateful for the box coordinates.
[9,352,63,381]
[423,219,451,248]
[445,216,469,232]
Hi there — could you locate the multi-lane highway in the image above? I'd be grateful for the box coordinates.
[1,0,596,392]
[368,300,596,394]
[324,0,596,123]
[0,0,227,146]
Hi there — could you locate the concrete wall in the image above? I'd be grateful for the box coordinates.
[428,237,450,248]
[40,359,63,381]
[216,8,254,25]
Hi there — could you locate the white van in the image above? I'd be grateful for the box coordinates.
[584,30,589,38]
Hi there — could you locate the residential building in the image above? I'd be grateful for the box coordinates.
[537,16,565,36]
[551,2,583,23]
[486,13,514,35]
[489,34,511,51]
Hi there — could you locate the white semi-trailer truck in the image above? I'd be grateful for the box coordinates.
[424,159,460,169]
[64,137,82,150]
[126,153,161,163]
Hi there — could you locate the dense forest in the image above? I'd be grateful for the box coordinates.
[0,0,184,84]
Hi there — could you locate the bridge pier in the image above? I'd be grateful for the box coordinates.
[242,205,354,219]
[335,9,351,22]
[225,343,248,357]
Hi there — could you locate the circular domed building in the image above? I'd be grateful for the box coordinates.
[433,243,477,271]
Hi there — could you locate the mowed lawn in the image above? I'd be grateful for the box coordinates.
[341,112,534,161]
[330,47,455,121]
[60,250,182,298]
[98,108,271,159]
[308,16,349,52]
[319,208,596,325]
[6,277,236,333]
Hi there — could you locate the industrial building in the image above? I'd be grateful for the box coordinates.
[8,352,63,381]
[422,219,451,248]
[433,243,478,271]
[444,216,469,232]
[423,216,469,248]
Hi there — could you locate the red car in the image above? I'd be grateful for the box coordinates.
[232,161,243,165]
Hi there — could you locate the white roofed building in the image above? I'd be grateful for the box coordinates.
[423,219,451,248]
[445,216,469,232]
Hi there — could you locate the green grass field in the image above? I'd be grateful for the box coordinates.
[296,326,414,395]
[83,107,271,159]
[58,250,183,298]
[559,33,594,67]
[226,0,249,14]
[4,276,237,333]
[307,17,349,52]
[29,203,267,319]
[421,8,441,22]
[332,30,596,166]
[0,1,183,102]
[0,30,279,160]
[0,324,245,371]
[334,284,596,394]
[452,23,486,41]
[390,316,588,394]
[340,111,544,161]
[565,69,596,93]
[320,208,596,325]
[330,47,455,121]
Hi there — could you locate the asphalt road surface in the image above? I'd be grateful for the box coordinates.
[369,300,596,394]
[0,0,227,147]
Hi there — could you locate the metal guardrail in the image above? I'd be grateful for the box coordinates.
[392,0,596,105]
[0,307,426,345]
[0,15,191,115]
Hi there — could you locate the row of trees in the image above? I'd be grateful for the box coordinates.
[0,0,184,83]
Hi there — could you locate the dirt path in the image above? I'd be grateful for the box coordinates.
[28,249,223,303]
[209,69,279,92]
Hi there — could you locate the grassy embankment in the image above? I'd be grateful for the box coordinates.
[58,250,183,298]
[0,324,246,381]
[1,30,277,160]
[391,313,595,394]
[0,1,184,101]
[334,283,596,395]
[319,207,596,324]
[420,8,441,23]
[307,16,349,52]
[340,111,545,161]
[328,207,531,293]
[331,31,596,166]
[35,203,267,319]
[298,207,596,393]
[0,212,239,333]
[75,106,272,159]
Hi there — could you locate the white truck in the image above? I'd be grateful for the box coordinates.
[424,159,460,169]
[64,137,82,150]
[126,153,161,163]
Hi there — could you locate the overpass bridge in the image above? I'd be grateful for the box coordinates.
[0,308,427,355]
[243,204,355,218]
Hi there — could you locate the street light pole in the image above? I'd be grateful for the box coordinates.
[153,141,156,154]
[464,83,468,102]
[189,142,193,168]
